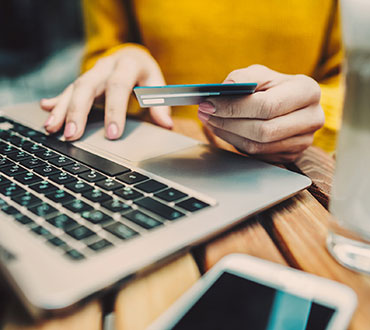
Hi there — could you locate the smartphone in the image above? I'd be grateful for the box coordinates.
[133,83,257,107]
[148,254,357,330]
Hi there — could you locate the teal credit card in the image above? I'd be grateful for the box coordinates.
[133,83,257,107]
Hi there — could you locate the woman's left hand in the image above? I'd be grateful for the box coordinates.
[197,65,325,163]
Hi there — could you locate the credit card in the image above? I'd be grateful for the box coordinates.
[133,83,257,107]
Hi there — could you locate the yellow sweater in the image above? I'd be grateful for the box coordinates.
[82,0,344,153]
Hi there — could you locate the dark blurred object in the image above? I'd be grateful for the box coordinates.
[0,0,83,77]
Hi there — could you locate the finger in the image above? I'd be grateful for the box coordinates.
[253,152,304,164]
[40,96,60,111]
[205,104,324,143]
[141,61,173,129]
[104,56,144,140]
[205,71,320,120]
[203,121,313,155]
[149,105,173,129]
[44,85,74,133]
[64,59,115,140]
[224,64,285,91]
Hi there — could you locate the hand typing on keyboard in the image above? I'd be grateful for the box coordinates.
[0,118,210,261]
[40,45,173,141]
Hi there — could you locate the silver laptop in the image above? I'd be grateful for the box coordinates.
[0,103,311,317]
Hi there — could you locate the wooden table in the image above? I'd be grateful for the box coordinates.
[2,117,370,330]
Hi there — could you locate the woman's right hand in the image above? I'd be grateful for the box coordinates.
[40,45,173,141]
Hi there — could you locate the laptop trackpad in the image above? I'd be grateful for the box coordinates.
[74,117,199,163]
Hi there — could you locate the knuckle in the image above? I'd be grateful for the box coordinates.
[242,139,262,155]
[248,64,268,73]
[315,106,325,129]
[256,121,277,143]
[106,78,131,92]
[283,153,302,163]
[73,76,94,92]
[226,69,243,82]
[258,97,275,119]
[297,74,321,102]
[212,117,226,130]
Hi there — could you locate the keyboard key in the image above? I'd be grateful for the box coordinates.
[65,249,85,260]
[64,199,93,213]
[14,171,43,185]
[1,205,20,215]
[116,171,148,184]
[0,174,11,186]
[29,203,57,217]
[48,237,67,248]
[104,222,138,240]
[78,170,107,182]
[0,197,7,207]
[22,143,47,154]
[33,164,61,177]
[81,210,113,225]
[31,226,52,237]
[176,198,210,212]
[49,172,77,185]
[0,164,27,176]
[7,136,31,148]
[114,187,143,200]
[37,137,131,176]
[48,156,74,167]
[0,157,14,168]
[95,178,124,191]
[12,192,42,208]
[135,197,185,221]
[7,151,32,162]
[0,144,18,155]
[0,182,25,197]
[47,214,78,230]
[82,189,112,203]
[88,239,113,251]
[14,213,34,225]
[31,133,49,144]
[20,157,46,169]
[12,125,42,140]
[124,210,163,230]
[35,149,59,160]
[135,179,167,193]
[66,226,95,240]
[102,199,131,213]
[63,162,90,175]
[65,180,93,194]
[155,188,188,202]
[29,180,58,194]
[46,189,75,204]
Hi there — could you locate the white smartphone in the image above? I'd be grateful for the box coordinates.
[148,254,357,330]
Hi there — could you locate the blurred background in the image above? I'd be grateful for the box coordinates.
[0,0,84,107]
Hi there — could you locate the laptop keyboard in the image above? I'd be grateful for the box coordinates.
[0,116,211,261]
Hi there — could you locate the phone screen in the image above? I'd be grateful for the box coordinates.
[171,272,335,330]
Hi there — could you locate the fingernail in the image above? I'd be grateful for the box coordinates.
[163,116,174,129]
[44,115,54,127]
[198,102,215,114]
[198,111,210,123]
[64,122,77,138]
[107,122,119,139]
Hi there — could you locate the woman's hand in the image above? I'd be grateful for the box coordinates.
[40,45,173,141]
[198,65,324,163]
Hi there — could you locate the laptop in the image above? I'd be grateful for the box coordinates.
[0,102,311,317]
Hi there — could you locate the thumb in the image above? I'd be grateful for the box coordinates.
[224,64,285,91]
